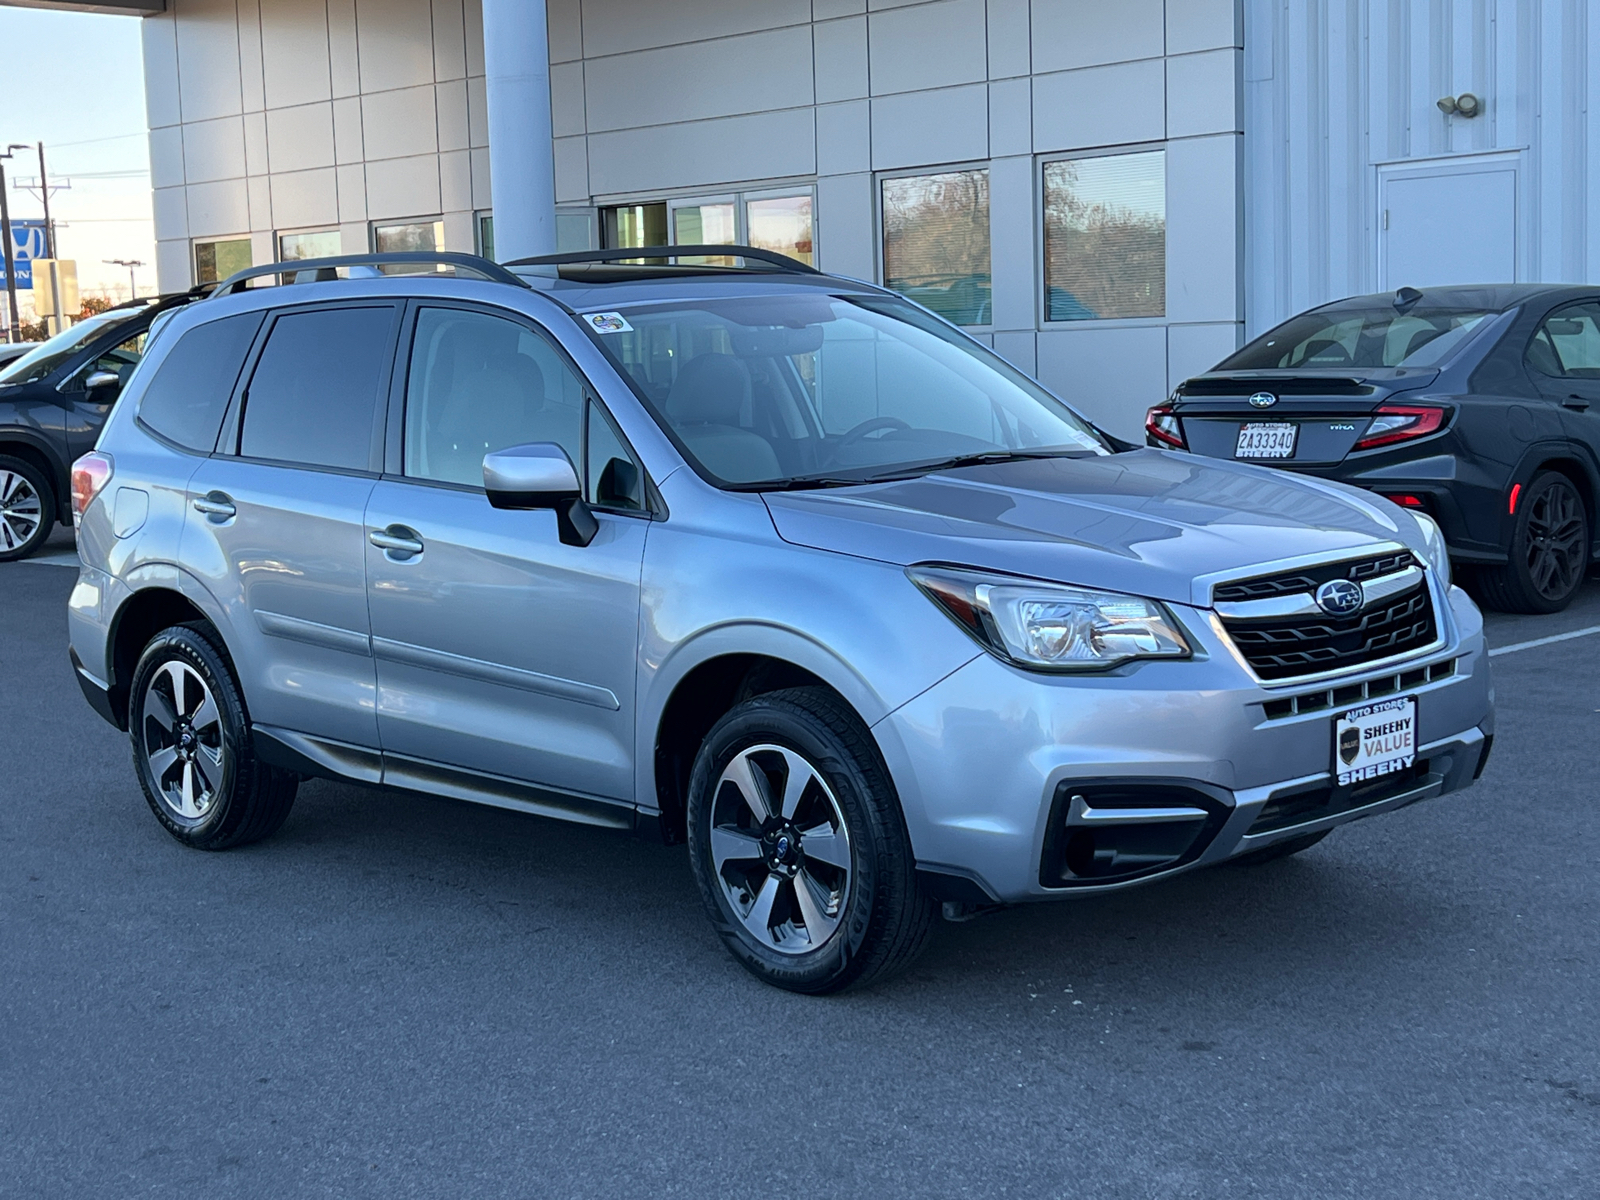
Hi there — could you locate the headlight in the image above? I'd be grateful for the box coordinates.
[908,566,1191,671]
[1411,512,1451,589]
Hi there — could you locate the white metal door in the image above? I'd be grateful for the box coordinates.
[1378,155,1518,290]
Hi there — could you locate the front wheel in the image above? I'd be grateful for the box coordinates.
[686,687,937,994]
[0,455,55,561]
[129,624,298,850]
[1472,471,1590,613]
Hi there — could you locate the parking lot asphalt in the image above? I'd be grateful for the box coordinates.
[3,536,1598,1199]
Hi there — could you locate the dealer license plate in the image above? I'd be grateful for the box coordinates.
[1235,422,1297,459]
[1334,696,1417,787]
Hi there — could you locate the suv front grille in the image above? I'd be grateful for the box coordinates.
[1216,553,1437,681]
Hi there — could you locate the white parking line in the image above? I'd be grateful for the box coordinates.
[9,550,80,568]
[1488,624,1600,658]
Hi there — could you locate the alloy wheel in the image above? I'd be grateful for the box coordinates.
[140,660,227,821]
[0,469,42,552]
[1524,480,1586,601]
[709,744,853,955]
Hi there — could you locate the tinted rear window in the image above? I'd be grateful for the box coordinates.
[136,312,263,452]
[1221,307,1495,371]
[239,306,395,471]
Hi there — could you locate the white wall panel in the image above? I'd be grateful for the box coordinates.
[549,62,586,137]
[1168,133,1242,323]
[470,146,492,208]
[182,117,247,185]
[437,80,472,151]
[174,0,244,121]
[1032,59,1165,152]
[815,0,865,16]
[260,0,332,109]
[871,83,987,169]
[867,0,987,96]
[243,111,269,175]
[337,165,367,221]
[1169,0,1242,55]
[141,13,182,129]
[1167,321,1242,389]
[1166,49,1242,139]
[816,100,871,176]
[547,0,583,62]
[988,78,1031,158]
[362,86,440,161]
[333,97,365,163]
[1037,325,1167,439]
[432,0,468,80]
[578,0,810,58]
[357,0,438,94]
[238,0,267,112]
[148,126,185,190]
[987,0,1032,79]
[1030,0,1164,73]
[583,28,813,132]
[328,0,361,97]
[815,172,874,278]
[267,104,337,174]
[269,168,340,229]
[587,109,815,195]
[988,155,1036,330]
[153,187,189,242]
[466,75,489,147]
[992,330,1037,375]
[155,239,190,294]
[440,148,473,212]
[553,136,590,201]
[814,16,869,103]
[364,154,443,219]
[463,0,484,74]
[186,179,251,238]
[247,175,272,230]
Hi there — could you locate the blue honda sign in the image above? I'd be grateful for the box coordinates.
[2,220,48,289]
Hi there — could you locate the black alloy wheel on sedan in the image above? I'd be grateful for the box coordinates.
[1151,284,1600,614]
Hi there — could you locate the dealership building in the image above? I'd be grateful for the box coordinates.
[15,0,1600,436]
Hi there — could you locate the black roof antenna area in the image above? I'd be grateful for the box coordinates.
[1393,286,1424,310]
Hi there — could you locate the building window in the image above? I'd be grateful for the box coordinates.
[604,203,668,251]
[475,212,494,260]
[278,229,341,262]
[1042,149,1165,322]
[372,218,446,274]
[746,194,813,267]
[881,169,991,327]
[194,237,252,285]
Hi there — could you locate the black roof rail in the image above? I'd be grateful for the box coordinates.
[505,244,822,275]
[210,251,529,296]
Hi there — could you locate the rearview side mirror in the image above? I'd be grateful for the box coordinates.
[482,442,598,547]
[85,370,121,396]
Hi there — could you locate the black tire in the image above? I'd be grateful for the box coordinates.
[128,623,297,850]
[1230,829,1330,866]
[1472,471,1590,613]
[0,454,56,561]
[686,686,937,994]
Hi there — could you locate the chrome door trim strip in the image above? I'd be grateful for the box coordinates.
[371,636,621,711]
[254,609,373,657]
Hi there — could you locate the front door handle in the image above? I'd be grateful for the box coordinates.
[370,525,424,559]
[1564,395,1591,411]
[192,491,236,520]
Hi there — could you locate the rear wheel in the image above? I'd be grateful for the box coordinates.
[129,624,297,850]
[1473,471,1589,613]
[686,687,937,993]
[0,455,55,561]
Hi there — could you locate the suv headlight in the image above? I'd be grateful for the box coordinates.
[1412,512,1451,589]
[908,566,1191,671]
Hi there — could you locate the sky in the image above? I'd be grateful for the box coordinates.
[0,6,153,312]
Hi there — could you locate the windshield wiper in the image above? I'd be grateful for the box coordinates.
[870,449,1086,479]
[725,476,879,492]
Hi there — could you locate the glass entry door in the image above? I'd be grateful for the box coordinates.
[668,198,738,265]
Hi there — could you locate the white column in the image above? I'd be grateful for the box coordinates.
[481,0,556,262]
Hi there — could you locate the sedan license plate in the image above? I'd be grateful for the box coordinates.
[1235,422,1297,459]
[1334,696,1417,787]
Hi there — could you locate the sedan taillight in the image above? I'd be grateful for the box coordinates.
[1145,405,1186,449]
[1353,405,1445,451]
[70,452,114,522]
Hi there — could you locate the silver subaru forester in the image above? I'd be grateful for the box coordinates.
[67,248,1493,993]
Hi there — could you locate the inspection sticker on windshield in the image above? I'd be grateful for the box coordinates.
[583,311,632,334]
[1334,696,1416,787]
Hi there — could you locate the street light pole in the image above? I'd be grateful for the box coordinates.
[0,150,19,344]
[105,258,144,301]
[37,142,55,260]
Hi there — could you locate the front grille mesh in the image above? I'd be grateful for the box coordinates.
[1218,554,1437,681]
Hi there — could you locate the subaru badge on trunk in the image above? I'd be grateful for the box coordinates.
[1248,392,1278,408]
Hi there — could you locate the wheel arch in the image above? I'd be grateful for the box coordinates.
[104,581,218,728]
[1506,442,1600,555]
[643,627,894,846]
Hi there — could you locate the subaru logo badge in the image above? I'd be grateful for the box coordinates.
[1248,391,1278,408]
[1315,579,1364,616]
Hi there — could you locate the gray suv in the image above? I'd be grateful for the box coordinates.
[67,248,1494,993]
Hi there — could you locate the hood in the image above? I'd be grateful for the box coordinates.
[763,450,1421,607]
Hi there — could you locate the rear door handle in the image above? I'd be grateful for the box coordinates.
[1563,395,1591,410]
[192,491,236,520]
[370,526,424,559]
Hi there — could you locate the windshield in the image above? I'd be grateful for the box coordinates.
[0,309,146,386]
[1220,307,1496,372]
[581,294,1106,487]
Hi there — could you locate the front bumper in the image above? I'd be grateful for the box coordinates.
[876,582,1493,904]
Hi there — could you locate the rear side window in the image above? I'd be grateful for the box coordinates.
[1527,303,1600,379]
[239,306,395,471]
[137,312,263,452]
